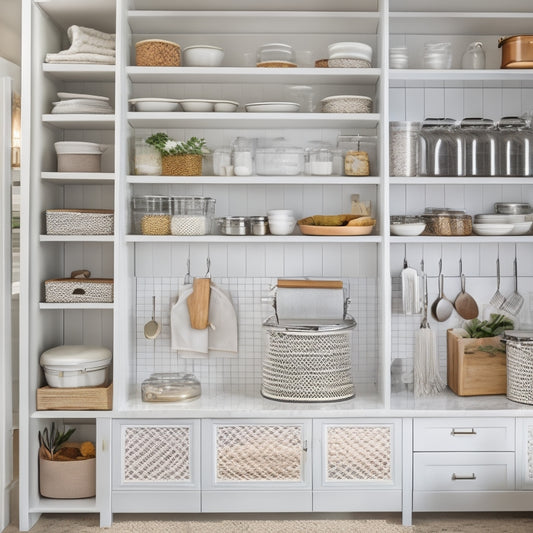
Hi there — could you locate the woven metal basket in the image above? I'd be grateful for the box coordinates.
[505,331,533,405]
[261,317,356,402]
[46,209,114,235]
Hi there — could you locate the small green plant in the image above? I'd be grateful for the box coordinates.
[145,132,206,156]
[38,422,76,460]
[463,313,514,339]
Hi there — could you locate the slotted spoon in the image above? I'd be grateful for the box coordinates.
[489,257,505,308]
[501,256,524,315]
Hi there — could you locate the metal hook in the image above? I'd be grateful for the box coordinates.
[439,258,443,275]
[459,258,463,277]
[205,257,211,278]
[184,252,191,285]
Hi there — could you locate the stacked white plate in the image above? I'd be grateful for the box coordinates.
[52,92,113,114]
[473,213,532,236]
[245,102,300,113]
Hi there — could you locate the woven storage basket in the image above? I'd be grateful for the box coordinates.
[46,209,114,235]
[261,317,356,402]
[136,39,181,66]
[504,331,533,405]
[162,154,202,176]
[45,278,113,303]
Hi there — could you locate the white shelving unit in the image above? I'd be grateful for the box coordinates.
[18,0,533,529]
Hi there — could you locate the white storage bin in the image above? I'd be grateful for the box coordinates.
[40,345,112,388]
[54,141,107,173]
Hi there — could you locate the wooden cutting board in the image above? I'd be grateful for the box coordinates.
[277,279,343,289]
[187,278,211,329]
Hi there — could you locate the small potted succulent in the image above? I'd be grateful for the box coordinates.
[145,132,207,176]
[38,422,97,499]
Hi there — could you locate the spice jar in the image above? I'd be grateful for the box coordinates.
[421,208,472,236]
[131,195,171,235]
[134,139,162,176]
[418,118,464,177]
[389,122,419,177]
[460,118,498,177]
[498,116,533,177]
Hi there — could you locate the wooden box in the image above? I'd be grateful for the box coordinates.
[37,383,112,410]
[447,330,506,396]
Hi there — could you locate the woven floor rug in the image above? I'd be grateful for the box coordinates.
[4,512,533,533]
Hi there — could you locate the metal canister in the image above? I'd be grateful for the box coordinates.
[249,216,269,235]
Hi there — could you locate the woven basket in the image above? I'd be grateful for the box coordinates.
[45,278,113,303]
[135,39,181,66]
[46,209,114,235]
[506,339,533,404]
[162,154,202,176]
[262,320,356,402]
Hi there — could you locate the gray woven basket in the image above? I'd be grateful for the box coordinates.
[261,317,356,403]
[505,331,533,405]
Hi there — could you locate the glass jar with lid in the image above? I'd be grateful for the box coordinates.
[134,138,162,176]
[231,137,255,176]
[170,196,215,236]
[337,134,376,176]
[389,122,419,177]
[308,147,333,176]
[461,41,486,70]
[257,43,295,66]
[131,195,171,235]
[421,208,472,236]
[460,118,498,177]
[423,42,452,69]
[498,116,533,177]
[418,118,464,177]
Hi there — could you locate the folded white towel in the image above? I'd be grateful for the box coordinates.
[208,283,238,357]
[170,284,209,358]
[67,25,116,52]
[45,52,115,64]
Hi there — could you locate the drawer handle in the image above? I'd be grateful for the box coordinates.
[451,428,476,436]
[452,473,476,481]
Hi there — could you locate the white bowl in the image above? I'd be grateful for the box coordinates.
[472,223,514,236]
[390,223,426,236]
[213,100,239,112]
[178,99,215,112]
[269,220,296,235]
[509,221,533,235]
[474,214,525,224]
[245,102,300,113]
[328,42,372,62]
[129,98,180,112]
[267,209,294,217]
[54,141,106,154]
[182,45,224,67]
[268,216,296,224]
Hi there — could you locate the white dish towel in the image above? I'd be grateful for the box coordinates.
[170,282,238,359]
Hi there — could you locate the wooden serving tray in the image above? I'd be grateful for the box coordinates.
[298,224,374,236]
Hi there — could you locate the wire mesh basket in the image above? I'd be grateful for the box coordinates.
[261,316,356,402]
[504,331,533,405]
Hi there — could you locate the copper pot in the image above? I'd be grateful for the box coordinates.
[499,35,533,68]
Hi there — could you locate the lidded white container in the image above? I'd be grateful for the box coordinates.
[40,345,112,388]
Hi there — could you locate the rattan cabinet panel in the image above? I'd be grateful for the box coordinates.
[113,420,200,490]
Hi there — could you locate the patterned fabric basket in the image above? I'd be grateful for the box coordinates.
[261,317,356,402]
[505,332,533,405]
[45,277,113,303]
[46,209,114,235]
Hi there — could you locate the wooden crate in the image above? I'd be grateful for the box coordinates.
[37,383,112,410]
[447,330,506,396]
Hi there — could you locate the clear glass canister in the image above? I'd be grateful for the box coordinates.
[170,196,216,236]
[390,47,408,69]
[498,116,533,177]
[461,41,486,69]
[131,195,171,235]
[255,147,304,176]
[418,118,464,177]
[389,121,420,177]
[213,147,232,176]
[257,43,294,64]
[422,208,472,236]
[231,137,255,176]
[308,147,333,176]
[423,42,452,69]
[134,138,162,176]
[337,134,376,176]
[460,118,498,177]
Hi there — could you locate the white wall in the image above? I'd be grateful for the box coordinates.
[0,0,21,66]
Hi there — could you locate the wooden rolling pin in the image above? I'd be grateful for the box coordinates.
[277,279,343,289]
[187,278,211,329]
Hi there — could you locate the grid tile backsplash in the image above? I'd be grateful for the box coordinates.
[136,277,378,386]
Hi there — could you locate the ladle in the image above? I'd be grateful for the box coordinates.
[454,259,479,320]
[431,259,454,322]
[144,296,161,340]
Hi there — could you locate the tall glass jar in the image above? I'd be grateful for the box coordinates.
[498,116,532,177]
[460,118,498,177]
[231,137,255,176]
[418,118,464,177]
[389,121,419,177]
[134,138,162,176]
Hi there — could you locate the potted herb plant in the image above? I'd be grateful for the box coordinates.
[38,422,96,499]
[145,132,207,176]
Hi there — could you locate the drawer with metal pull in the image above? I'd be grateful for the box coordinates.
[414,452,515,492]
[414,418,515,452]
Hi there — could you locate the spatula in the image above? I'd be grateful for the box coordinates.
[489,257,505,308]
[501,256,524,315]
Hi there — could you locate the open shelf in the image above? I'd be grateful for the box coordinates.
[390,235,533,244]
[39,303,115,310]
[126,235,382,244]
[30,497,98,514]
[389,69,533,85]
[127,175,382,185]
[42,114,115,130]
[389,177,533,185]
[42,64,115,82]
[41,173,116,185]
[40,235,115,243]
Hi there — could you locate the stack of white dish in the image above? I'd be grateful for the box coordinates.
[267,209,296,235]
[327,42,372,68]
[51,92,113,114]
[473,213,532,236]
